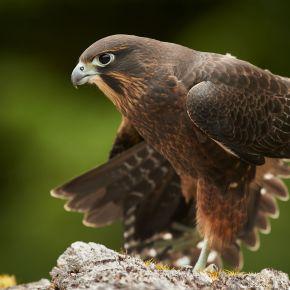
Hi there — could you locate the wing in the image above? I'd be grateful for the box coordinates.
[51,118,206,265]
[186,53,290,164]
[51,117,188,232]
[51,117,243,269]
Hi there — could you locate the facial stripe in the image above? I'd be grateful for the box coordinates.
[101,74,125,95]
[89,75,123,109]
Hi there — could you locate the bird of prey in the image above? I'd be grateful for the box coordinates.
[51,35,290,270]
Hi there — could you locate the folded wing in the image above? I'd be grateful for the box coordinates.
[186,54,290,164]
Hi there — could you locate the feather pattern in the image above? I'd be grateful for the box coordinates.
[186,53,290,165]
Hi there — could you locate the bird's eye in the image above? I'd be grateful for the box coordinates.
[92,53,115,67]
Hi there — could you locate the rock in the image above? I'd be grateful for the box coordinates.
[6,242,290,289]
[50,242,212,290]
[211,269,290,289]
[6,279,50,290]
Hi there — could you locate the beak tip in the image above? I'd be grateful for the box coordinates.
[71,63,84,88]
[71,62,98,87]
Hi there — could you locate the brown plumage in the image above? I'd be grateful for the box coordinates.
[52,35,290,270]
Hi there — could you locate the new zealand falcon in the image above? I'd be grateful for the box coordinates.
[52,35,290,270]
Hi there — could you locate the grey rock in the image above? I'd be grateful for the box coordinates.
[212,269,290,289]
[50,242,212,290]
[7,242,290,289]
[6,279,50,290]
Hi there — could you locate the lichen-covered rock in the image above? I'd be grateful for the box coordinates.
[212,269,290,289]
[6,242,290,289]
[6,279,50,290]
[50,242,212,290]
[50,242,290,290]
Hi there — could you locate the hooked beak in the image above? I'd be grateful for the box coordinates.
[71,62,98,87]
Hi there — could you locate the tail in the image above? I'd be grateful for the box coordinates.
[222,158,290,269]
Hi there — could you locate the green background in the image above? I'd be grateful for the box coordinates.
[0,0,290,283]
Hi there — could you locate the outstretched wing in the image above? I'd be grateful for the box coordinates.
[186,53,290,165]
[51,117,243,268]
[51,117,191,235]
[51,118,206,264]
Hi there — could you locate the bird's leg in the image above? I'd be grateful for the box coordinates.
[193,239,210,271]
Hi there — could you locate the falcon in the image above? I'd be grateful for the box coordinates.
[51,35,290,270]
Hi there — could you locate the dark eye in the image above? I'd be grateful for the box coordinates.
[92,53,115,67]
[99,53,112,65]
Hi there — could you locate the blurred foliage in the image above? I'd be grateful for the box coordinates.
[0,0,290,283]
[0,275,16,288]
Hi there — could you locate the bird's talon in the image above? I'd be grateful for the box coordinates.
[204,263,219,273]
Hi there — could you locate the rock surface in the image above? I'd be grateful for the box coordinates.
[7,279,50,290]
[6,242,290,289]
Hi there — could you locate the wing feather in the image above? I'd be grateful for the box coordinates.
[186,57,290,164]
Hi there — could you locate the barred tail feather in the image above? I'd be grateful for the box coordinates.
[220,158,289,270]
[240,158,289,254]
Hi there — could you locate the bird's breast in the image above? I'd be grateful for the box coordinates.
[95,72,243,184]
[128,101,244,188]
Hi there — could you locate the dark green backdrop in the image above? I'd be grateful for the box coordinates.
[0,0,290,283]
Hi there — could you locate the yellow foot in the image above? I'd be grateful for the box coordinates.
[204,263,219,273]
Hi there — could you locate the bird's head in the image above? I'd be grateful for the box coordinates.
[72,34,170,111]
[71,34,194,115]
